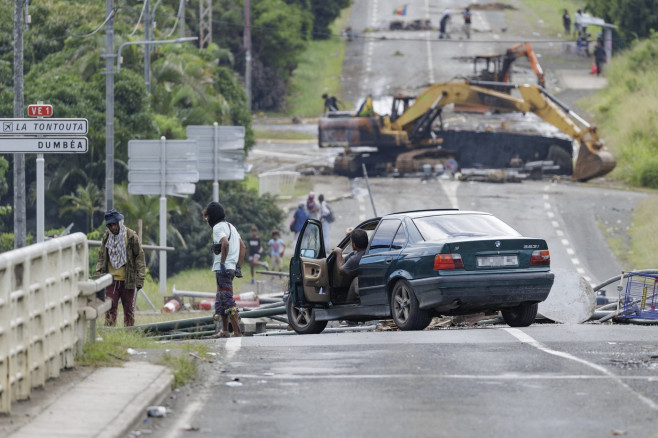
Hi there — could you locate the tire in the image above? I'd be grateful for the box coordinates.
[286,297,328,335]
[390,280,432,331]
[501,302,538,327]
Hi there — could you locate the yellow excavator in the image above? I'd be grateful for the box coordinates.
[319,80,615,181]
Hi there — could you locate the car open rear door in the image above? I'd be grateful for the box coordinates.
[289,219,330,305]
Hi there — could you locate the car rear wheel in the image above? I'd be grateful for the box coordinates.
[390,280,432,331]
[501,302,538,327]
[286,297,328,335]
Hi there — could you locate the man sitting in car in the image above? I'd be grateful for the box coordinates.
[332,229,368,303]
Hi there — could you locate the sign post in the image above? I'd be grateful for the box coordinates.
[0,103,89,243]
[186,123,245,202]
[128,136,199,294]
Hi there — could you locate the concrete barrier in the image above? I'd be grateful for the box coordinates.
[0,233,111,414]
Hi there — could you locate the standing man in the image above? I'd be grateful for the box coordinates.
[318,194,333,247]
[562,9,571,37]
[247,225,269,284]
[594,41,606,76]
[322,93,343,114]
[462,7,472,39]
[291,202,309,243]
[95,209,145,327]
[439,9,451,39]
[204,202,246,338]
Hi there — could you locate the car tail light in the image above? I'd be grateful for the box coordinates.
[434,254,464,270]
[531,250,550,266]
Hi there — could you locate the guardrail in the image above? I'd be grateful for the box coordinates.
[0,233,111,414]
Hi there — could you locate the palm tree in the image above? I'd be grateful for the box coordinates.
[113,183,188,270]
[59,182,104,231]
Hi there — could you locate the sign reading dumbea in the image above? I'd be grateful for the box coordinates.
[0,108,89,153]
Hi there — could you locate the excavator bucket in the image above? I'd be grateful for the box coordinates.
[572,141,616,181]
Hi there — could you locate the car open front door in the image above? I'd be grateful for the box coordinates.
[289,219,330,304]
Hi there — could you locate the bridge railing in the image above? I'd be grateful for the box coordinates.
[0,233,111,414]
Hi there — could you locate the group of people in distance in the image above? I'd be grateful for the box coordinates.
[563,8,607,76]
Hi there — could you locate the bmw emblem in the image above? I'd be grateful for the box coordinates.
[494,241,501,248]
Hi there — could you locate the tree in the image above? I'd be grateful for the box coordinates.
[59,182,105,231]
[586,0,658,43]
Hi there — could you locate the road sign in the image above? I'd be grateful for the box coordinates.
[186,125,245,180]
[0,137,88,153]
[128,182,196,196]
[0,118,88,135]
[27,104,53,117]
[127,139,200,196]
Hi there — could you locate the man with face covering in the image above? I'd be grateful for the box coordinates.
[204,202,247,338]
[95,209,146,327]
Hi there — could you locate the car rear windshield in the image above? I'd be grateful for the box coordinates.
[412,214,522,240]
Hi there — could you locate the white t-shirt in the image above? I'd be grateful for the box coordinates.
[212,222,240,271]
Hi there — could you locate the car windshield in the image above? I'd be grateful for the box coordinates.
[412,213,522,240]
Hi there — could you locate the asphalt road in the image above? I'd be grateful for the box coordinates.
[158,326,658,438]
[137,2,658,437]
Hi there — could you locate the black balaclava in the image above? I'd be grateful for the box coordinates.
[206,202,225,228]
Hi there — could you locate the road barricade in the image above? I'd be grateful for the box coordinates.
[0,233,111,414]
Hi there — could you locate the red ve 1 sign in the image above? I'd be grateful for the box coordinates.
[28,104,53,117]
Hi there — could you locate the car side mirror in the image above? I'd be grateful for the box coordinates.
[301,249,316,258]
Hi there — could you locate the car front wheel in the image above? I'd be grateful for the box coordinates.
[501,302,538,327]
[286,297,328,335]
[390,280,432,331]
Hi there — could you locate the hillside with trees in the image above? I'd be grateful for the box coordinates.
[0,0,346,276]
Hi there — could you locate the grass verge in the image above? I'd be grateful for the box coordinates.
[286,7,351,117]
[627,197,658,270]
[254,129,316,141]
[77,328,211,388]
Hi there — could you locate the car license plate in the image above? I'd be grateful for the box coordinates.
[477,255,518,267]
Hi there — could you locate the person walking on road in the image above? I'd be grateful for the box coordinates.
[562,9,571,36]
[318,194,333,247]
[268,230,286,272]
[291,202,309,243]
[322,93,343,114]
[594,41,606,76]
[439,9,451,39]
[95,209,145,327]
[306,192,321,219]
[462,7,472,39]
[247,225,269,284]
[204,202,246,338]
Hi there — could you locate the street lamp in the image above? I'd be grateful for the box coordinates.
[117,37,198,73]
[104,35,197,212]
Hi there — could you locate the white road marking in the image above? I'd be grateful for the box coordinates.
[226,337,242,359]
[438,179,459,209]
[504,328,658,411]
[545,191,592,281]
[235,373,658,382]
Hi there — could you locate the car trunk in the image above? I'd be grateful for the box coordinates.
[443,237,547,271]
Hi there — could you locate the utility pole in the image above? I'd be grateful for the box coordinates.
[104,0,115,210]
[199,0,211,49]
[179,0,186,38]
[144,0,151,93]
[244,0,251,111]
[13,0,26,248]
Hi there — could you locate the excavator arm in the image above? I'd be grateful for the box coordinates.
[389,81,615,180]
[500,42,545,88]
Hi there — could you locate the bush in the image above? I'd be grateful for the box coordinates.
[638,159,658,188]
